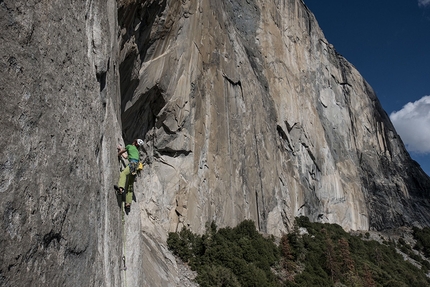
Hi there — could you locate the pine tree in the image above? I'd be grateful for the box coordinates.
[280,234,295,282]
[363,264,376,287]
[323,229,340,284]
[338,238,358,286]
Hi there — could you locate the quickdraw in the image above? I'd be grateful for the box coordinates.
[121,255,127,271]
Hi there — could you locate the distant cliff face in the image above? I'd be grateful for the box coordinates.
[1,0,430,286]
[118,0,430,236]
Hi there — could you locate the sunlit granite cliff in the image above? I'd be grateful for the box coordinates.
[1,0,429,286]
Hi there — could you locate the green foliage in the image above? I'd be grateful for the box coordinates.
[168,217,430,287]
[167,220,280,287]
[166,227,201,262]
[197,265,241,287]
[413,226,430,257]
[283,217,430,287]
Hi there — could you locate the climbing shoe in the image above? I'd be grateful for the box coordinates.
[114,185,122,195]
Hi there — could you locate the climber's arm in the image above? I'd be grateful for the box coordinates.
[117,146,128,158]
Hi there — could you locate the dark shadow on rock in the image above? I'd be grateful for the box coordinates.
[115,189,124,209]
[118,0,169,119]
[118,0,168,58]
[121,85,166,143]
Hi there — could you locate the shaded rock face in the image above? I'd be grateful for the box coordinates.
[0,0,124,286]
[1,0,430,286]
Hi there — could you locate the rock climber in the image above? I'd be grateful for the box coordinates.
[114,138,143,208]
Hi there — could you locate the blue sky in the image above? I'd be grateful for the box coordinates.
[304,0,430,176]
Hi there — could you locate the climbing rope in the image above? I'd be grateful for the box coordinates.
[117,147,128,287]
[121,201,127,287]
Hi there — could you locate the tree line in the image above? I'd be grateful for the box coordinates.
[167,217,430,286]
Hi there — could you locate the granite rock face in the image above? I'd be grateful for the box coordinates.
[1,0,430,286]
[119,0,430,236]
[0,0,123,286]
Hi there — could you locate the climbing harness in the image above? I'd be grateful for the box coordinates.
[129,160,138,175]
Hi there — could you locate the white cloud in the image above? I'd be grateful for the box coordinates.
[390,96,430,154]
[418,0,430,7]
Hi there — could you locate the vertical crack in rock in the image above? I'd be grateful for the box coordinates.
[95,61,108,92]
[252,123,265,232]
[276,124,294,153]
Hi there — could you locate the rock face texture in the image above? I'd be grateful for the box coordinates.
[0,0,124,286]
[1,0,430,286]
[120,0,430,235]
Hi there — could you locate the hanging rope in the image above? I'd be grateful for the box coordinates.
[117,146,128,287]
[121,201,127,287]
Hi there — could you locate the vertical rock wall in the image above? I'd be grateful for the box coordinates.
[0,0,124,286]
[117,0,430,240]
[1,0,430,286]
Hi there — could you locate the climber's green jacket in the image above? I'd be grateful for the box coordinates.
[125,144,139,161]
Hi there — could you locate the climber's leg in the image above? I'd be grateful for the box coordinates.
[125,174,135,207]
[118,166,130,192]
